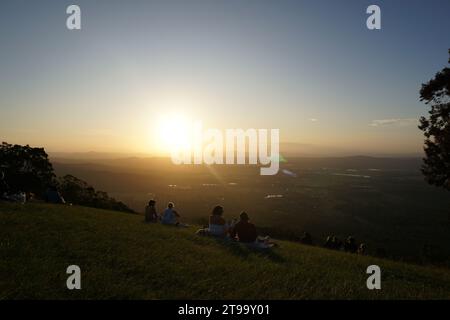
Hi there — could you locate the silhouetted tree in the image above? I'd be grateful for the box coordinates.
[58,175,135,213]
[419,49,450,190]
[0,142,55,196]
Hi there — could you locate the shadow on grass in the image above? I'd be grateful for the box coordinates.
[155,223,285,263]
[211,237,285,263]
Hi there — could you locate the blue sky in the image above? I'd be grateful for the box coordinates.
[0,0,449,155]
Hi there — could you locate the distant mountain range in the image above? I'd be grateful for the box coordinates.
[48,143,423,160]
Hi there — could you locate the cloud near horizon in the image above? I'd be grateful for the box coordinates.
[369,118,418,127]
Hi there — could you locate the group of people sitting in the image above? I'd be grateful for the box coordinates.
[145,200,184,226]
[144,200,274,248]
[145,200,368,252]
[324,235,366,255]
[201,205,266,244]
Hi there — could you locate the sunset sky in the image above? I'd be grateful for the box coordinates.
[1,0,449,156]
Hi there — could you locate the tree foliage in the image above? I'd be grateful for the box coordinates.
[418,49,450,190]
[0,142,55,196]
[58,175,135,213]
[0,142,135,213]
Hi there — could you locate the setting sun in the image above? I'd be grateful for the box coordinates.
[155,113,192,154]
[2,0,450,303]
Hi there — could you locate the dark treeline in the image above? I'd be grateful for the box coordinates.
[0,142,134,213]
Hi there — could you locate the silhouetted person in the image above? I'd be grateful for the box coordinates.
[300,232,313,245]
[230,212,257,243]
[161,202,180,225]
[0,171,8,198]
[145,199,158,223]
[324,236,334,249]
[357,243,366,255]
[325,235,341,250]
[331,236,342,250]
[208,205,228,237]
[344,236,358,253]
[45,186,65,204]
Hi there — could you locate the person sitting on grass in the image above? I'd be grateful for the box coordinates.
[45,186,66,204]
[300,232,313,245]
[230,211,257,243]
[325,235,342,250]
[357,243,366,255]
[144,199,158,223]
[324,235,333,249]
[230,212,276,248]
[161,202,180,226]
[344,236,358,253]
[0,170,8,198]
[208,205,228,237]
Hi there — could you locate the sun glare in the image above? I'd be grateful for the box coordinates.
[155,113,192,154]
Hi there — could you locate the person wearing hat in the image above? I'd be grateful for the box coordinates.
[230,211,257,243]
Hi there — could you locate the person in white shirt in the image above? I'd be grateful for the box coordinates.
[208,205,228,237]
[161,202,180,225]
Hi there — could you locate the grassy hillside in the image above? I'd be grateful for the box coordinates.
[1,202,450,299]
[52,158,450,261]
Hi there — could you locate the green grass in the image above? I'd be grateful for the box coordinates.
[1,202,449,299]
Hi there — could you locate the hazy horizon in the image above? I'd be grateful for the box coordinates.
[46,143,424,160]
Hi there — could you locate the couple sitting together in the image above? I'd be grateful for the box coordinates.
[201,205,274,248]
[145,200,188,227]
